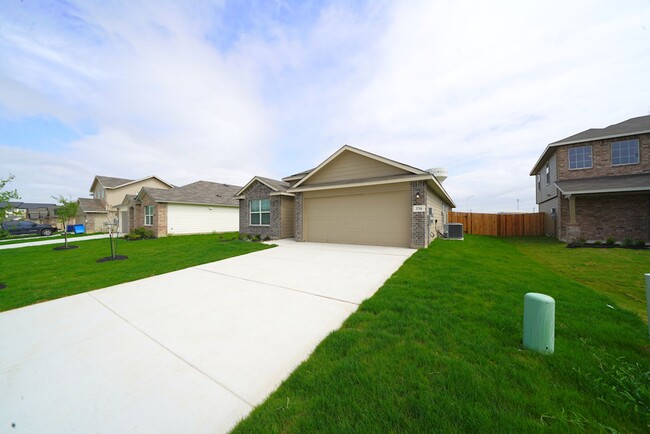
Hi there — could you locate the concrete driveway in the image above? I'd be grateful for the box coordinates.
[0,240,415,433]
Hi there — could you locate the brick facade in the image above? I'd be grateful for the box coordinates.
[560,193,650,242]
[294,192,303,241]
[411,180,426,248]
[133,194,168,237]
[238,181,282,239]
[556,133,650,180]
[536,130,650,242]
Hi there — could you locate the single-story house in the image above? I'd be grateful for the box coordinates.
[236,145,456,248]
[128,181,242,237]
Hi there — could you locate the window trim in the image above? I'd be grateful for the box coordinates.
[568,145,593,170]
[144,205,154,226]
[536,174,541,190]
[249,199,270,226]
[611,139,640,166]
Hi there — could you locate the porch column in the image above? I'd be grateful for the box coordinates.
[568,195,576,224]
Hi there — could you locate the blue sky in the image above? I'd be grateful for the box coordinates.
[1,0,649,211]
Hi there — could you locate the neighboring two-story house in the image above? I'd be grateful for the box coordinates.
[530,115,650,242]
[77,176,174,233]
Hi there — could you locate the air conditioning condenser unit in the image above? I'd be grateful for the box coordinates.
[443,223,464,240]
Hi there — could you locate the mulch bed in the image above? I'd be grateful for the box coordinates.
[53,245,79,251]
[566,243,648,250]
[96,255,129,263]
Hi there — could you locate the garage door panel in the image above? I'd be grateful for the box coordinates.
[304,187,410,247]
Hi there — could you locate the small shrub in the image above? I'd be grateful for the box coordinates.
[605,236,616,245]
[263,235,271,241]
[622,238,634,248]
[0,229,9,238]
[594,240,602,246]
[253,234,261,241]
[634,239,646,248]
[124,227,155,241]
[239,233,249,241]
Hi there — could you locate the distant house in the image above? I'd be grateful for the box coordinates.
[236,145,455,248]
[128,181,242,238]
[77,175,174,233]
[0,201,57,225]
[530,115,650,242]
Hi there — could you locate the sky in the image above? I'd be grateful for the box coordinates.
[1,0,649,212]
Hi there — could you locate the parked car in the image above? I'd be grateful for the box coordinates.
[1,221,58,236]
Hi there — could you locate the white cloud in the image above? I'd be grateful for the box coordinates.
[1,0,649,211]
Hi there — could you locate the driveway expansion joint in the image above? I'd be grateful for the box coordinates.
[86,292,254,409]
[194,267,361,306]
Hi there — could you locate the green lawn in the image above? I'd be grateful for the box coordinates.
[506,237,649,321]
[0,232,271,312]
[233,235,649,433]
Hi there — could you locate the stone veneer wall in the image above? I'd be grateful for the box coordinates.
[238,181,282,239]
[559,193,649,242]
[410,181,426,248]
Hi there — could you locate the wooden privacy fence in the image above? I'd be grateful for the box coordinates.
[448,212,545,237]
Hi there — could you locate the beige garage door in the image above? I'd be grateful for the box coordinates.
[303,185,411,247]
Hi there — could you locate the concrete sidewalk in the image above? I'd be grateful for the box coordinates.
[0,240,415,433]
[0,234,110,250]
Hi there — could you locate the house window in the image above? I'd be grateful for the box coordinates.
[144,205,154,226]
[568,146,592,170]
[611,139,639,166]
[250,199,270,226]
[545,163,550,184]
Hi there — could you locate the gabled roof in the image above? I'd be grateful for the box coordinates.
[78,198,108,213]
[285,145,455,207]
[90,175,174,193]
[530,115,650,175]
[138,181,242,207]
[555,173,650,196]
[235,176,291,197]
[282,168,314,182]
[291,145,427,189]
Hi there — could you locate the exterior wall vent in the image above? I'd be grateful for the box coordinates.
[443,223,464,240]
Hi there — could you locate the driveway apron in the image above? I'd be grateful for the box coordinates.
[0,240,415,433]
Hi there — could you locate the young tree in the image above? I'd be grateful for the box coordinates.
[0,174,20,223]
[53,195,79,249]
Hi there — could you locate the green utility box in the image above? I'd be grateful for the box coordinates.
[523,292,555,354]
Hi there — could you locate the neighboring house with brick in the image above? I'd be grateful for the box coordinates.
[77,175,174,233]
[129,181,241,237]
[530,115,650,242]
[236,145,455,248]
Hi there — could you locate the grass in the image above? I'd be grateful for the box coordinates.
[233,235,649,434]
[506,237,649,321]
[0,232,271,312]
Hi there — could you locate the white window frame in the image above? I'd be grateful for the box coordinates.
[144,205,154,226]
[537,174,541,190]
[611,139,639,166]
[568,146,593,170]
[249,199,270,226]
